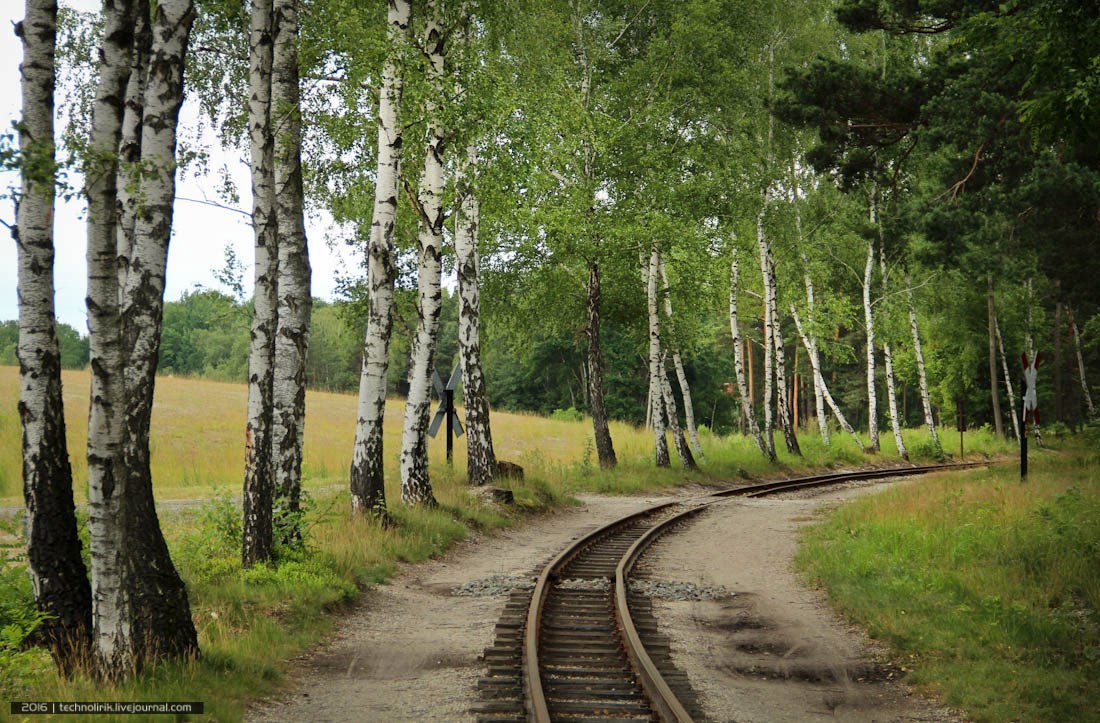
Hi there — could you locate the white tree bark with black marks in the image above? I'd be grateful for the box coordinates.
[16,0,91,669]
[994,316,1021,442]
[765,244,801,456]
[271,0,311,521]
[85,0,136,674]
[1068,306,1095,419]
[243,0,277,565]
[987,277,1004,437]
[115,2,150,297]
[729,248,771,460]
[795,253,829,444]
[660,351,696,469]
[455,141,498,485]
[350,0,409,513]
[790,305,866,450]
[878,240,908,460]
[116,0,198,671]
[905,274,939,448]
[85,0,199,676]
[400,2,445,505]
[658,257,703,460]
[862,235,880,452]
[645,245,670,467]
[756,197,777,458]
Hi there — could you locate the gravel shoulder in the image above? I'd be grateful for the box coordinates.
[248,478,962,722]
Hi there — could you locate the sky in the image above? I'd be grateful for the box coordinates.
[0,1,356,331]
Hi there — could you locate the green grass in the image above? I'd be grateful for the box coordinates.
[0,365,1014,721]
[797,427,1100,722]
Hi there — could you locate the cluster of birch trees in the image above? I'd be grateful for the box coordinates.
[12,0,1098,681]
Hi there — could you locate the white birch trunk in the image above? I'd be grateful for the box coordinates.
[271,0,312,520]
[16,0,91,667]
[766,246,801,456]
[243,0,277,564]
[400,3,445,505]
[862,234,880,452]
[796,255,830,444]
[756,197,776,458]
[660,351,696,469]
[1025,279,1043,444]
[455,142,497,485]
[350,0,408,513]
[987,277,1005,437]
[116,0,198,669]
[115,4,150,299]
[905,274,939,448]
[85,0,136,674]
[878,241,908,460]
[994,316,1021,442]
[646,245,670,467]
[729,248,771,460]
[658,258,704,460]
[790,306,865,450]
[1068,307,1095,419]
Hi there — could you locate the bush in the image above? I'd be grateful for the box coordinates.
[0,565,51,697]
[550,407,585,422]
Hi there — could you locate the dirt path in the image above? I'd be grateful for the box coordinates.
[248,480,961,722]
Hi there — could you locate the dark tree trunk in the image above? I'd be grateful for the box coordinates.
[585,261,617,468]
[16,0,91,671]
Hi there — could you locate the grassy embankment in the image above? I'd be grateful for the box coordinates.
[798,427,1100,722]
[0,365,1012,720]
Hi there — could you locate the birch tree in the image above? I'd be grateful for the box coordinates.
[16,0,91,669]
[658,257,704,460]
[905,273,939,448]
[271,0,312,523]
[729,247,772,460]
[453,7,497,487]
[645,244,670,467]
[994,315,1021,441]
[862,203,880,452]
[86,0,199,676]
[1067,306,1095,419]
[400,0,446,505]
[350,0,409,514]
[878,239,908,460]
[243,0,277,565]
[987,277,1005,437]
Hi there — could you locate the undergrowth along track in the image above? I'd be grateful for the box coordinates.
[475,461,984,723]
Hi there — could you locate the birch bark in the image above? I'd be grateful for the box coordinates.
[646,245,670,467]
[271,0,312,521]
[1068,307,1095,419]
[796,253,829,444]
[766,244,801,455]
[243,0,277,565]
[85,0,136,675]
[994,316,1021,442]
[350,0,408,513]
[658,258,704,460]
[115,2,150,297]
[987,277,1005,437]
[729,248,771,460]
[660,352,696,469]
[400,3,445,505]
[16,0,91,669]
[455,141,498,485]
[116,0,198,670]
[862,237,880,451]
[905,274,939,448]
[790,306,865,450]
[878,241,908,460]
[756,198,776,458]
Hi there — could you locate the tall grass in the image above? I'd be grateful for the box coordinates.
[798,428,1100,722]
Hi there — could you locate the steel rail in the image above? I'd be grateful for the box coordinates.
[520,460,986,722]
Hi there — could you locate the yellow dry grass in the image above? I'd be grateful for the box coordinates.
[0,365,654,503]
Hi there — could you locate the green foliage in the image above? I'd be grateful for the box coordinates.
[0,565,52,698]
[0,320,89,369]
[550,407,585,422]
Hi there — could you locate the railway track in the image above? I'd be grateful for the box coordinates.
[475,462,983,723]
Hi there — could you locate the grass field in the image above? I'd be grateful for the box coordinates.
[798,429,1100,722]
[0,364,1018,720]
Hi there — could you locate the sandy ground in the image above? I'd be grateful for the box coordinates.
[248,480,961,722]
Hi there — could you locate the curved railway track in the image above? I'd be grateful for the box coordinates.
[475,462,983,723]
